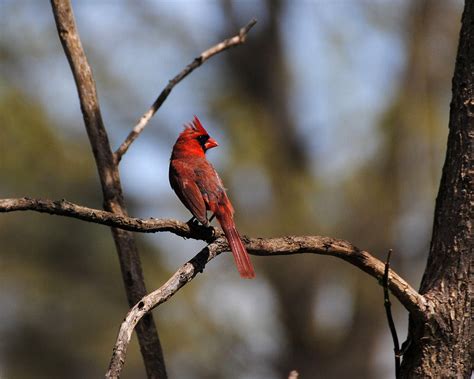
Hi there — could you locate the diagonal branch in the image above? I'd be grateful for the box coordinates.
[114,18,257,163]
[106,239,228,378]
[50,2,166,377]
[106,236,429,377]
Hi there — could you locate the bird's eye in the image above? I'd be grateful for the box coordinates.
[197,135,209,144]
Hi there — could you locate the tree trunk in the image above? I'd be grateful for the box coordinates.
[400,1,473,377]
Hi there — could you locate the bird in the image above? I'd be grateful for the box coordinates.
[169,116,255,279]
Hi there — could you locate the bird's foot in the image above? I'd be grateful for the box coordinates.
[186,217,214,240]
[186,216,199,226]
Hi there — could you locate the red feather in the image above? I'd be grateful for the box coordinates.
[169,116,255,279]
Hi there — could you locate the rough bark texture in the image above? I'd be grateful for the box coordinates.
[400,1,473,377]
[50,2,166,378]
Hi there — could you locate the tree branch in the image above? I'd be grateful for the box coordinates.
[0,197,206,240]
[113,18,257,163]
[246,236,427,318]
[106,234,429,377]
[106,239,228,378]
[0,196,428,318]
[50,1,166,377]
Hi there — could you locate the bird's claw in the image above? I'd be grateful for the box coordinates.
[207,225,216,238]
[186,216,199,226]
[185,217,211,235]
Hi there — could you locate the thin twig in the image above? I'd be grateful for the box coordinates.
[114,18,257,163]
[106,239,228,378]
[383,249,401,379]
[0,196,428,318]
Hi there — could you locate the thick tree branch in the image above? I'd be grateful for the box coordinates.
[0,196,428,318]
[50,1,166,377]
[114,18,257,163]
[106,234,428,377]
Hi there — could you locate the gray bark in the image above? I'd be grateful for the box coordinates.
[400,1,473,377]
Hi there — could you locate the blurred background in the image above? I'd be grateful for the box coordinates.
[0,0,463,378]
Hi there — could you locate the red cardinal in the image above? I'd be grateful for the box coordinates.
[169,116,255,279]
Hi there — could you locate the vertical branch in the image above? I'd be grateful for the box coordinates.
[50,1,166,377]
[383,249,401,378]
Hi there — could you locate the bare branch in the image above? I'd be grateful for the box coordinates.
[0,197,208,240]
[114,18,258,163]
[106,234,428,376]
[246,236,428,318]
[0,196,428,318]
[50,1,166,376]
[106,239,228,378]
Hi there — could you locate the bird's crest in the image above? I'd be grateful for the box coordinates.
[184,115,208,135]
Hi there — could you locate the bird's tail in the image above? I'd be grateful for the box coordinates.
[217,209,255,279]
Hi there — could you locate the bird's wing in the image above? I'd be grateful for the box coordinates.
[170,162,208,224]
[193,164,235,216]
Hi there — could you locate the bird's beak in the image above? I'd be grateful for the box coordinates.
[204,137,219,150]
